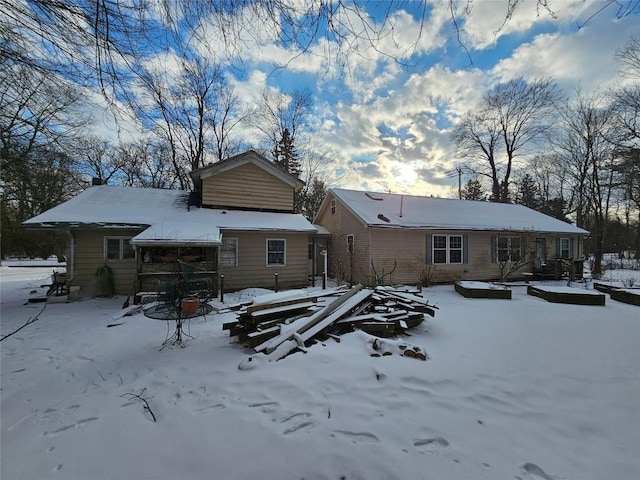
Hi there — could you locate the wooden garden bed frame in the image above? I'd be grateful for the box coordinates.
[527,286,605,306]
[454,282,512,300]
[593,283,640,306]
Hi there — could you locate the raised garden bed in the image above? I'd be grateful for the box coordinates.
[527,285,605,306]
[454,281,511,300]
[593,282,640,306]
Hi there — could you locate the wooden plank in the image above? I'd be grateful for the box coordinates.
[255,285,366,354]
[246,326,281,348]
[264,288,373,360]
[249,301,315,318]
[222,320,240,331]
[336,313,388,324]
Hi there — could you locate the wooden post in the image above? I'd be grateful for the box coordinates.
[220,274,224,303]
[321,250,327,290]
[274,272,279,292]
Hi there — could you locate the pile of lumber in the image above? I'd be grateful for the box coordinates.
[222,285,437,361]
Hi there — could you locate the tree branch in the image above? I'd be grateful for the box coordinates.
[0,303,47,342]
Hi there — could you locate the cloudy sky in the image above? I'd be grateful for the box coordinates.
[94,1,639,197]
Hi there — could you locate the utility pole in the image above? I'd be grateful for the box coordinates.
[446,166,465,199]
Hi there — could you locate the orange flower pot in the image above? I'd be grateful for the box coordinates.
[181,297,199,315]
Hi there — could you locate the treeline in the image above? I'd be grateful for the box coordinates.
[451,37,640,275]
[0,64,328,258]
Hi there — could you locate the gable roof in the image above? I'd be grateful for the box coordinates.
[189,150,305,190]
[320,188,589,235]
[24,185,317,246]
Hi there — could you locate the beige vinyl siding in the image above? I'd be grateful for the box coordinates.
[202,163,294,211]
[316,194,587,285]
[71,228,141,296]
[462,231,501,281]
[368,229,490,284]
[315,193,370,284]
[369,228,431,284]
[218,230,308,291]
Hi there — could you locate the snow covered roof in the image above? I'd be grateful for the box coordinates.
[24,185,189,227]
[327,188,589,235]
[131,209,318,246]
[24,185,317,245]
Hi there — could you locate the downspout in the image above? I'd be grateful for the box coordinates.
[66,229,75,281]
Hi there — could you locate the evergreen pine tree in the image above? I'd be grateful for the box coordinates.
[516,174,541,210]
[272,128,301,178]
[300,177,327,221]
[461,178,486,201]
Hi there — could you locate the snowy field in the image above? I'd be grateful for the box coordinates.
[1,264,639,480]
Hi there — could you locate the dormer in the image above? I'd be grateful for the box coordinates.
[189,150,305,213]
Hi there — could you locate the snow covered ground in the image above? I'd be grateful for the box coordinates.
[1,264,639,480]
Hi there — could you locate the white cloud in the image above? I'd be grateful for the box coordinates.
[492,17,640,92]
[82,90,145,144]
[309,63,488,196]
[310,7,639,197]
[460,0,594,50]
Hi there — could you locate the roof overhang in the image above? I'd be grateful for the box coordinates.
[190,150,305,191]
[23,222,148,230]
[366,223,590,235]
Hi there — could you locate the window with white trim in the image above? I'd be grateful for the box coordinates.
[330,198,336,215]
[104,237,135,261]
[560,237,570,258]
[266,239,286,266]
[219,237,238,267]
[432,235,463,264]
[496,236,521,262]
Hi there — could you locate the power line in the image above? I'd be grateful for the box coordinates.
[445,166,472,199]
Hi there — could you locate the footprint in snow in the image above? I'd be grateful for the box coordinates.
[331,430,379,444]
[192,404,226,414]
[248,401,279,414]
[43,417,98,437]
[413,436,450,453]
[522,463,555,480]
[281,412,314,435]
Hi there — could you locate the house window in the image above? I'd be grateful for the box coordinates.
[220,238,238,267]
[347,234,354,253]
[330,199,336,215]
[267,239,286,266]
[432,235,463,264]
[496,236,521,262]
[104,237,135,261]
[560,237,570,258]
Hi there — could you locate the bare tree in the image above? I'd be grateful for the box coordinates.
[497,235,537,283]
[3,1,634,95]
[615,35,640,80]
[452,78,563,203]
[133,57,241,188]
[556,91,616,276]
[253,88,313,155]
[68,135,124,187]
[610,35,640,255]
[208,85,248,162]
[116,139,180,189]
